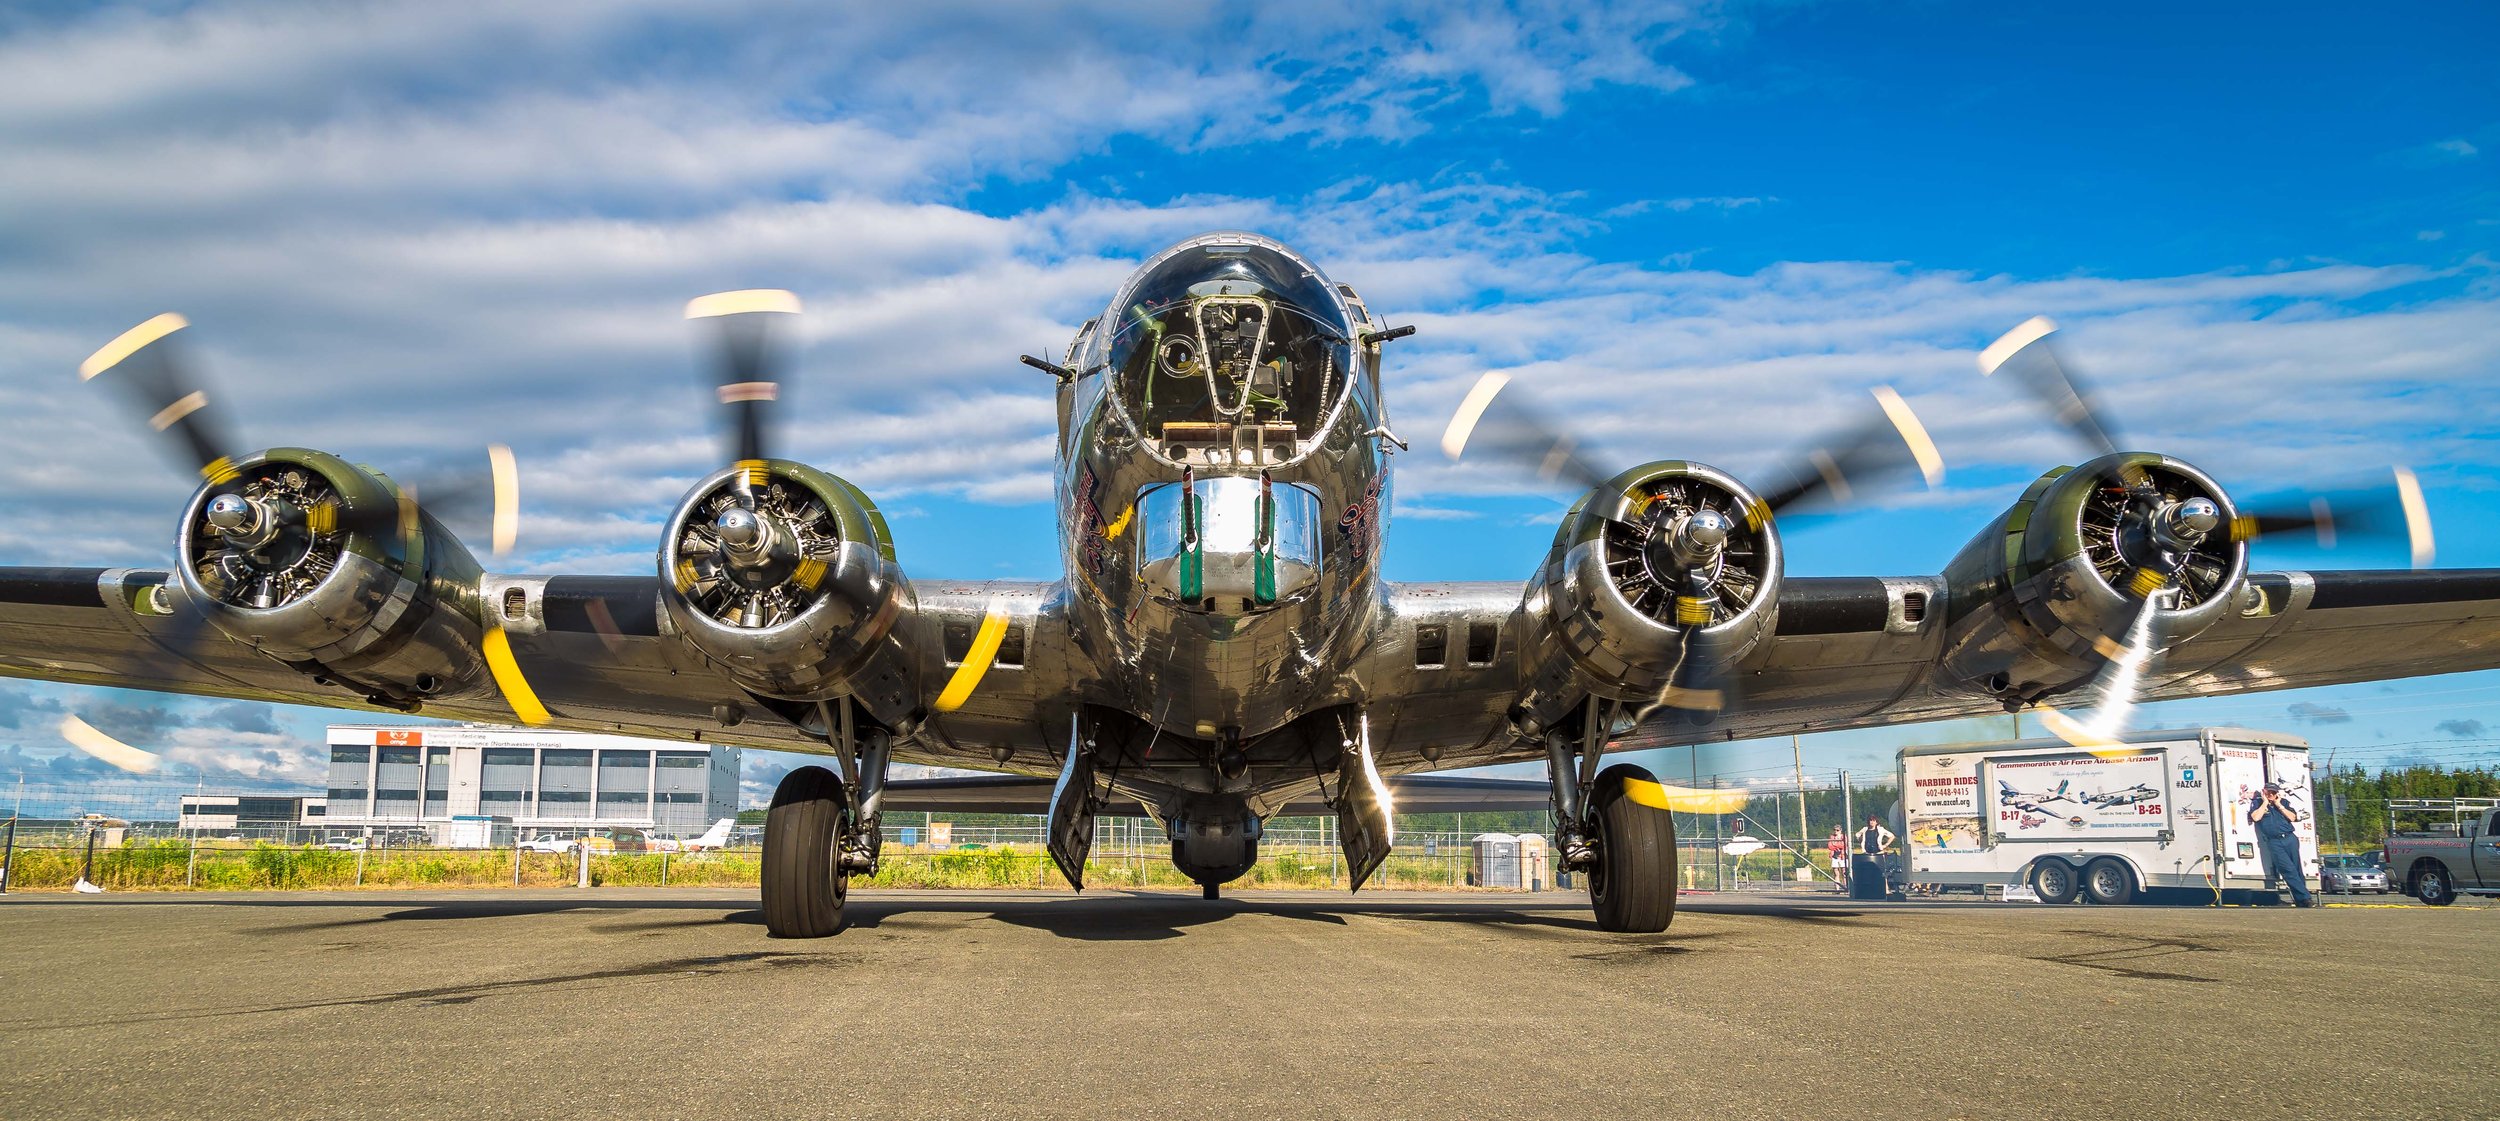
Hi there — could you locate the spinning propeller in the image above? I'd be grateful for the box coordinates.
[1976,317,2437,748]
[1440,371,1945,738]
[63,313,522,770]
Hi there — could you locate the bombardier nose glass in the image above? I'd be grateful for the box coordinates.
[1104,242,1355,465]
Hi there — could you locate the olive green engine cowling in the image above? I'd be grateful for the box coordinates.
[1935,451,2248,708]
[175,447,491,708]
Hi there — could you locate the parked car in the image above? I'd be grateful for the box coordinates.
[322,837,367,851]
[2318,853,2388,894]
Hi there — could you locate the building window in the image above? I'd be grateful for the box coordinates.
[656,753,706,770]
[379,747,419,768]
[332,746,369,765]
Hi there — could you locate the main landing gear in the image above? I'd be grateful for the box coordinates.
[762,765,849,938]
[1546,712,1680,933]
[762,706,893,938]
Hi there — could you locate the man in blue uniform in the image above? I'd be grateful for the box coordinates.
[2249,781,2314,907]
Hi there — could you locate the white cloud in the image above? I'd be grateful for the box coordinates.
[1,0,2494,589]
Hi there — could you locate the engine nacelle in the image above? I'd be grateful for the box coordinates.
[1937,452,2249,706]
[1513,461,1783,733]
[175,448,488,707]
[659,460,916,720]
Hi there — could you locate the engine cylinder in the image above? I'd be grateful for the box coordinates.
[658,460,916,718]
[1514,461,1782,731]
[1937,452,2248,705]
[174,448,487,705]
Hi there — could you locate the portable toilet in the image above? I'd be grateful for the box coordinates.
[1473,833,1522,889]
[1517,834,1550,891]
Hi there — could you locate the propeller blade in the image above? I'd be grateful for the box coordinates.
[370,445,524,559]
[78,313,243,484]
[1752,386,1946,515]
[58,715,165,775]
[1978,316,2121,457]
[687,289,801,465]
[2036,591,2165,752]
[1622,603,1751,737]
[2229,466,2434,569]
[1436,372,1615,492]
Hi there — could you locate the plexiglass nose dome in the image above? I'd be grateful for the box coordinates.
[1095,233,1357,463]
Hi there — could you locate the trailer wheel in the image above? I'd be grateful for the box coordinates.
[2030,859,2079,904]
[2414,863,2455,907]
[2081,858,2135,906]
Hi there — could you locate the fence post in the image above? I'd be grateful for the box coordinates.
[77,823,101,892]
[186,827,198,889]
[0,815,14,895]
[661,850,670,888]
[512,837,522,887]
[576,841,590,888]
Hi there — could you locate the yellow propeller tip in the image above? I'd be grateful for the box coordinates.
[1976,315,2057,377]
[79,313,188,380]
[685,289,801,319]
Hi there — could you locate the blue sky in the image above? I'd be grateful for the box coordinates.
[0,1,2494,804]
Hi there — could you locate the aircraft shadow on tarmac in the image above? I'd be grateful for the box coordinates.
[133,890,1874,943]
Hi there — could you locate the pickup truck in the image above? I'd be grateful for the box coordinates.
[2385,799,2500,906]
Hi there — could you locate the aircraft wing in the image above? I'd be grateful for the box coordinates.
[1609,569,2500,751]
[0,565,1070,771]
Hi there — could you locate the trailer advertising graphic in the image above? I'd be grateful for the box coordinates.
[1903,753,1986,853]
[1978,751,2171,841]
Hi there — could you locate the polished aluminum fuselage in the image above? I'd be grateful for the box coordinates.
[1052,291,1391,745]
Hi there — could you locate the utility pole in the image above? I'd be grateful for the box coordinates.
[2325,749,2345,854]
[1712,775,1725,890]
[1793,735,1810,876]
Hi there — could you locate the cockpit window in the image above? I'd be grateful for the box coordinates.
[1100,237,1356,465]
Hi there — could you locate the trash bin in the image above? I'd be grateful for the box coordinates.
[1849,855,1885,900]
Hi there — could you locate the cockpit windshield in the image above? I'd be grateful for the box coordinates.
[1097,235,1357,465]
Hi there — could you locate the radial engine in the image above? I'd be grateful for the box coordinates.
[658,460,918,724]
[173,448,489,708]
[1935,452,2248,707]
[1512,461,1784,735]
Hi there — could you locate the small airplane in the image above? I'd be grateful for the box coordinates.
[2081,784,2160,808]
[650,818,737,853]
[1998,779,2081,814]
[9,231,2497,937]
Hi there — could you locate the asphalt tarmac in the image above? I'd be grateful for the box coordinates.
[0,887,2488,1120]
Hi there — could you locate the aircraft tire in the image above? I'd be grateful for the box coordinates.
[763,765,850,937]
[2081,858,2135,906]
[2030,858,2079,905]
[1588,764,1677,933]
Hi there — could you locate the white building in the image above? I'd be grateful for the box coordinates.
[178,794,328,839]
[323,724,740,841]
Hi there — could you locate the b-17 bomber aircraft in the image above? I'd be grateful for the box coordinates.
[6,231,2498,936]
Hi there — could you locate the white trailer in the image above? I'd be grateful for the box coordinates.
[1899,727,2316,905]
